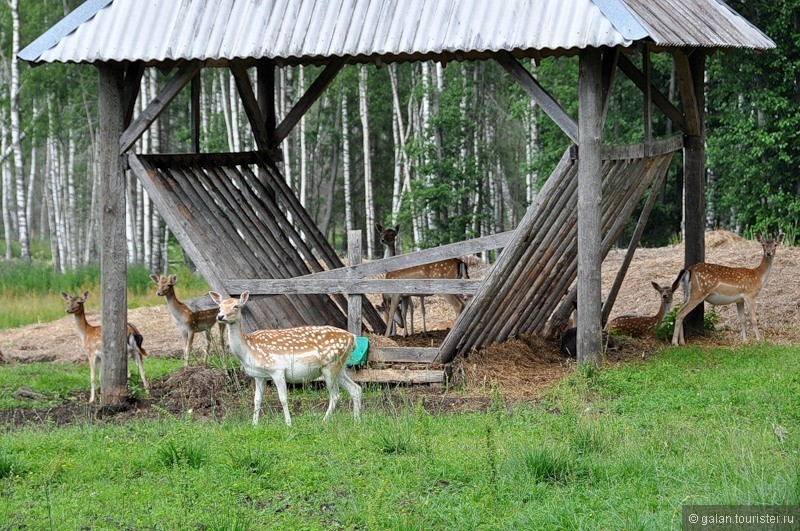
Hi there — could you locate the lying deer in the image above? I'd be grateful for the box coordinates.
[151,274,225,365]
[61,291,148,403]
[672,233,785,346]
[209,291,361,426]
[606,281,675,337]
[376,223,468,337]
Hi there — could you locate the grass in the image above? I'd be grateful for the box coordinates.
[0,261,210,329]
[0,343,798,528]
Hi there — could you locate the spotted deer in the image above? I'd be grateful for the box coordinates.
[61,291,148,403]
[209,291,361,426]
[607,281,675,337]
[672,233,785,346]
[151,274,225,365]
[376,223,468,337]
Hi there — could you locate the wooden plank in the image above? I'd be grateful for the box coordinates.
[140,150,283,168]
[122,62,145,129]
[223,278,481,295]
[191,73,200,153]
[272,59,344,147]
[617,54,686,134]
[674,50,701,136]
[577,49,604,366]
[120,61,202,154]
[601,136,682,160]
[231,61,270,150]
[643,47,652,154]
[307,231,513,279]
[496,51,579,144]
[98,63,129,405]
[257,59,276,148]
[347,231,363,336]
[347,368,444,384]
[368,347,441,364]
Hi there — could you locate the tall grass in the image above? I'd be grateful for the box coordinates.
[0,261,210,329]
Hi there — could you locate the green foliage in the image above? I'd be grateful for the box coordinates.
[0,454,16,479]
[156,440,207,469]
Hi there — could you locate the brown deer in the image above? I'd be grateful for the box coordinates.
[61,291,149,403]
[151,274,225,365]
[672,233,785,346]
[376,223,468,337]
[607,281,675,337]
[209,291,361,426]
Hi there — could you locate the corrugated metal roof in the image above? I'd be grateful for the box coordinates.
[19,0,774,66]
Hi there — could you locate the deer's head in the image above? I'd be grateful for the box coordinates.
[756,233,785,259]
[61,291,89,314]
[210,291,250,325]
[376,223,400,247]
[150,274,178,297]
[651,281,674,307]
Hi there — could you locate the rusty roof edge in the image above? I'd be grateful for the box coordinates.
[18,0,113,66]
[590,0,650,41]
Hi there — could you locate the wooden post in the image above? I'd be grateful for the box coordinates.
[98,63,128,405]
[577,49,603,366]
[191,72,201,153]
[257,59,276,148]
[680,50,706,336]
[347,230,362,336]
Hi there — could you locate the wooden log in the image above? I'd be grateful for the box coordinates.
[347,231,363,336]
[222,278,480,295]
[347,368,444,384]
[191,73,201,153]
[231,61,270,150]
[257,59,276,148]
[98,63,128,405]
[122,62,145,129]
[119,61,202,154]
[600,136,682,161]
[367,347,440,364]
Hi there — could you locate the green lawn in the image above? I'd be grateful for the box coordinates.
[1,343,798,529]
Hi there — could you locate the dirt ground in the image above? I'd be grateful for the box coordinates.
[1,230,797,424]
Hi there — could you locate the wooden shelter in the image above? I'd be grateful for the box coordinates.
[20,0,774,402]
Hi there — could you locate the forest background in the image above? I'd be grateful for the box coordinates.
[0,0,797,274]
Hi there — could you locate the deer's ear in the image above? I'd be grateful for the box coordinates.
[239,291,250,306]
[82,291,90,301]
[777,233,786,244]
[375,222,383,232]
[651,281,661,291]
[755,233,763,243]
[394,224,400,234]
[209,291,223,305]
[150,274,159,283]
[169,275,178,285]
[61,292,71,301]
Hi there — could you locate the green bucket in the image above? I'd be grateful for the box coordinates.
[347,336,369,367]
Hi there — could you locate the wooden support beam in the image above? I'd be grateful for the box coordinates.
[347,231,363,337]
[600,47,619,125]
[257,59,276,148]
[577,49,604,366]
[231,61,270,150]
[191,72,201,153]
[97,63,128,405]
[122,62,145,129]
[674,50,702,137]
[600,135,683,161]
[643,47,653,154]
[119,61,202,154]
[617,54,686,134]
[223,278,481,296]
[496,51,579,144]
[272,58,345,147]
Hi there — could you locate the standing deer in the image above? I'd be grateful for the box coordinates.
[376,223,468,337]
[151,274,225,365]
[209,291,361,426]
[61,291,148,403]
[606,281,675,337]
[672,233,785,346]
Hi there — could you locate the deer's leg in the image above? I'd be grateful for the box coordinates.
[385,294,401,337]
[203,329,213,363]
[420,296,427,334]
[404,296,412,337]
[672,297,702,346]
[272,374,292,427]
[735,301,748,341]
[744,297,760,341]
[252,377,266,426]
[218,323,227,351]
[89,353,97,403]
[321,367,341,422]
[185,330,195,366]
[338,368,362,421]
[132,348,149,391]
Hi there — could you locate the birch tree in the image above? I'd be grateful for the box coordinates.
[9,0,29,261]
[358,66,375,258]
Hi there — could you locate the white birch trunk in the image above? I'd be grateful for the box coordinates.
[341,91,353,232]
[9,0,29,261]
[358,66,375,258]
[219,70,235,151]
[229,72,241,152]
[67,135,78,269]
[44,145,60,272]
[1,122,13,259]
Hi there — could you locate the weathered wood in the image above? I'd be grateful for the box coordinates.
[272,58,345,147]
[496,51,579,144]
[674,50,702,137]
[140,150,283,167]
[681,50,707,336]
[119,61,202,154]
[600,136,683,160]
[231,61,270,150]
[122,62,145,129]
[601,164,668,326]
[617,54,686,134]
[223,278,481,295]
[577,49,604,366]
[191,73,200,153]
[600,48,619,124]
[307,231,512,280]
[347,368,444,384]
[347,231,363,336]
[643,47,652,154]
[367,347,440,364]
[98,63,128,405]
[257,59,276,147]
